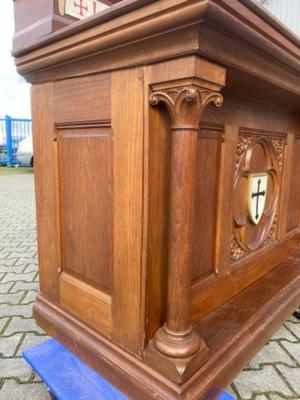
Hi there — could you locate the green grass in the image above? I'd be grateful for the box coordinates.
[0,166,34,176]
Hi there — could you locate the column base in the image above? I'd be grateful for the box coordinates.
[154,324,203,358]
[144,337,209,384]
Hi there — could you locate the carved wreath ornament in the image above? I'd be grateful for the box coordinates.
[231,133,285,262]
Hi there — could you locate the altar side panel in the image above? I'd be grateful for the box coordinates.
[192,129,221,281]
[58,128,113,291]
[286,138,300,232]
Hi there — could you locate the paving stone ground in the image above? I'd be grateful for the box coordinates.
[0,168,51,400]
[0,167,299,400]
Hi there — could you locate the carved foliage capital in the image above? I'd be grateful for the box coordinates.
[149,86,223,129]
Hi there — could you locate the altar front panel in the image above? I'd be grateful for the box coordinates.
[190,93,300,322]
[145,80,300,336]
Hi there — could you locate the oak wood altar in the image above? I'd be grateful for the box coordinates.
[13,0,300,399]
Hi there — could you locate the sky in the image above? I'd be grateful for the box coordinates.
[0,0,31,119]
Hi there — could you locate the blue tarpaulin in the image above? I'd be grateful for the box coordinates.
[23,339,235,400]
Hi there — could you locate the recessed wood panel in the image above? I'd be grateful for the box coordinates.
[286,138,300,232]
[58,127,113,292]
[54,74,111,123]
[146,105,170,339]
[60,272,112,337]
[191,130,221,281]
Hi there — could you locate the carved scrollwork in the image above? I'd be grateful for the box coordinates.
[271,137,285,169]
[231,131,286,262]
[235,136,252,172]
[149,87,223,129]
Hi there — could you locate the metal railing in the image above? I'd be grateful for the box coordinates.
[0,115,32,167]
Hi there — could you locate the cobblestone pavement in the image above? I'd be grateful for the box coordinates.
[0,169,51,400]
[0,168,300,400]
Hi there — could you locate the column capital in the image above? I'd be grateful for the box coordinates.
[149,84,223,130]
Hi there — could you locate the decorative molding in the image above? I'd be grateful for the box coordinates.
[55,119,111,130]
[239,127,286,137]
[199,121,224,132]
[57,129,112,139]
[231,130,286,263]
[55,120,112,140]
[197,122,224,142]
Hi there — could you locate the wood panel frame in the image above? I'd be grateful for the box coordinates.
[111,67,146,356]
[32,82,61,304]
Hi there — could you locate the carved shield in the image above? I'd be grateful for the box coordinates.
[248,173,268,225]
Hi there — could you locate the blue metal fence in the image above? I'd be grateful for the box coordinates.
[0,115,32,167]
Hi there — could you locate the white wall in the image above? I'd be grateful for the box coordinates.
[261,0,300,37]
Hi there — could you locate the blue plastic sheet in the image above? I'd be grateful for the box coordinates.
[23,339,235,400]
[23,339,127,400]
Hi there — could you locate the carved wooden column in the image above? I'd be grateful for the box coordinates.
[145,69,224,383]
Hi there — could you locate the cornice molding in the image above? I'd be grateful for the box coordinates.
[13,0,300,92]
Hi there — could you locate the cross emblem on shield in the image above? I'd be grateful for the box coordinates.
[58,0,109,19]
[248,173,268,225]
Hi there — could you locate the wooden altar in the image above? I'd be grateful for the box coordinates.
[13,0,300,399]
